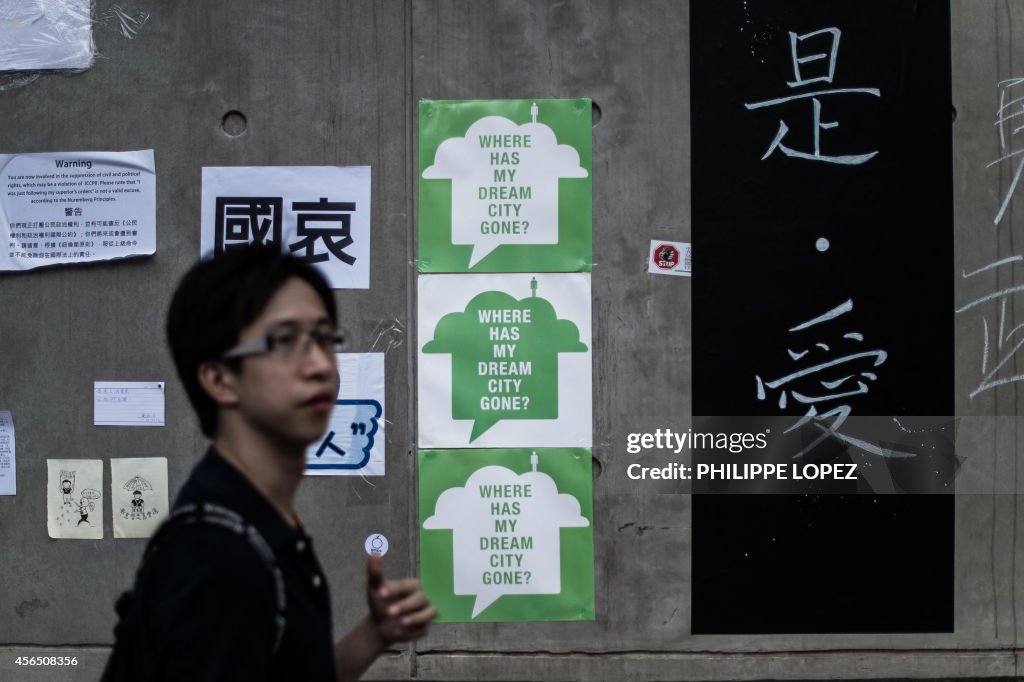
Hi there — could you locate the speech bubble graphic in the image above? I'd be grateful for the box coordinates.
[423,451,589,618]
[422,282,587,442]
[422,105,588,269]
[305,399,382,471]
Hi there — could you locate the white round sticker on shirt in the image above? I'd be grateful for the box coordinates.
[364,533,389,557]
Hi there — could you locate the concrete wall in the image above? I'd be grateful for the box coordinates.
[0,1,1019,680]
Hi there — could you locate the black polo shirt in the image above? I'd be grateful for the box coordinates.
[135,448,336,681]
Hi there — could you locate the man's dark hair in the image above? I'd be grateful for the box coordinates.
[166,245,337,438]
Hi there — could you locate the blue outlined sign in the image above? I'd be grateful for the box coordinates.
[308,399,382,471]
[305,353,386,476]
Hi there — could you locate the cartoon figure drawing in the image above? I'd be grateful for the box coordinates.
[76,489,100,526]
[120,475,157,520]
[47,462,105,538]
[59,470,76,505]
[77,497,91,525]
[130,490,145,518]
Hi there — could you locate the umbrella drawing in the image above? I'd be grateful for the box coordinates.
[122,476,153,493]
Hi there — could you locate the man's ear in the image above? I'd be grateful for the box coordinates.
[197,360,241,407]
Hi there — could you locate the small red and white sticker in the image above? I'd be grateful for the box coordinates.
[653,243,679,269]
[648,239,691,277]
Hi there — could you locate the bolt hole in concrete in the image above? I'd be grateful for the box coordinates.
[592,456,603,479]
[592,101,602,126]
[221,110,248,137]
[951,105,957,123]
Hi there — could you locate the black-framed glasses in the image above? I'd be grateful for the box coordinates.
[221,324,346,362]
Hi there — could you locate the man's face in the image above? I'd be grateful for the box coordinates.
[226,276,339,452]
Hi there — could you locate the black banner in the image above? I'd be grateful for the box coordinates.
[691,0,953,633]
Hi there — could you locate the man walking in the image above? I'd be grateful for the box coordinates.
[105,245,435,681]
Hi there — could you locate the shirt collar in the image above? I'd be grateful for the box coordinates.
[184,447,306,551]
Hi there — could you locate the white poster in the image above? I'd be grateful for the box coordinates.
[0,410,15,495]
[0,150,156,271]
[201,166,371,289]
[421,449,593,621]
[418,273,592,448]
[47,459,103,539]
[94,381,165,426]
[0,0,93,71]
[305,353,386,476]
[110,457,168,538]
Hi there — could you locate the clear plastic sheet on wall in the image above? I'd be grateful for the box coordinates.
[97,4,148,40]
[0,0,94,72]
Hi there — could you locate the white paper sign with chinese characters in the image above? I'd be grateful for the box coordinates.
[0,411,15,496]
[111,457,169,538]
[201,166,371,289]
[94,381,165,427]
[305,353,386,476]
[47,459,103,539]
[1,150,156,271]
[648,240,691,277]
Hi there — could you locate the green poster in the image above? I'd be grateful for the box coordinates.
[419,448,595,622]
[419,99,593,273]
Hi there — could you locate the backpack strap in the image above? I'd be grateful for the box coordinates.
[139,502,288,653]
[102,503,288,682]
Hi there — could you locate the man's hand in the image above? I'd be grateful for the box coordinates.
[334,556,438,680]
[366,554,437,644]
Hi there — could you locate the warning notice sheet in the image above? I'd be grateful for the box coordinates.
[0,150,156,271]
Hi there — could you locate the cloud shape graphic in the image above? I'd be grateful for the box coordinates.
[423,116,588,180]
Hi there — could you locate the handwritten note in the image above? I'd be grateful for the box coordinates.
[0,411,15,495]
[94,382,165,427]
